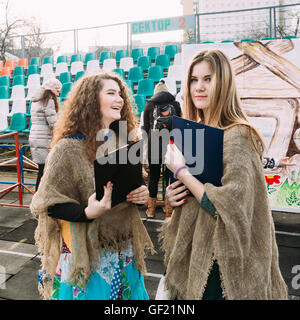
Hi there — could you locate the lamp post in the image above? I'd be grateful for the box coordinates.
[193,0,200,43]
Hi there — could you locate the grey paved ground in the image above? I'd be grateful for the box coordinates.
[0,189,299,300]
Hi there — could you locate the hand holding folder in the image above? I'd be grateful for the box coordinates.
[94,140,144,207]
[169,116,224,186]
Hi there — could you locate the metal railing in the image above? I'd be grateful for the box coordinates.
[6,3,300,60]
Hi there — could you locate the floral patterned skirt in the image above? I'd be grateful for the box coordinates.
[49,242,149,300]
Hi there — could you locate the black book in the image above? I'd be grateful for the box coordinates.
[94,140,144,207]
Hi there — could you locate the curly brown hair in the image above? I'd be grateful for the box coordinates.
[51,72,138,163]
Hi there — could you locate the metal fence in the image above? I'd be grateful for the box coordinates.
[8,3,300,60]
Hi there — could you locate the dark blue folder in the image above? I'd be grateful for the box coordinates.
[169,116,224,186]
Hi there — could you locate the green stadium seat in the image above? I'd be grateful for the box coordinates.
[43,56,54,65]
[147,46,160,62]
[137,79,154,97]
[30,57,41,67]
[112,68,125,79]
[164,44,178,60]
[201,41,214,43]
[133,94,146,115]
[155,54,170,70]
[26,101,32,116]
[282,35,297,39]
[100,51,113,65]
[70,54,82,65]
[13,66,25,77]
[240,39,254,42]
[12,75,26,86]
[261,37,275,40]
[59,82,73,102]
[26,65,39,78]
[75,70,85,82]
[0,76,10,88]
[124,80,134,93]
[2,112,27,133]
[131,48,143,63]
[115,49,128,64]
[59,72,72,84]
[22,120,31,133]
[221,40,234,43]
[57,55,68,64]
[84,52,97,66]
[137,56,151,72]
[0,86,9,99]
[148,65,164,82]
[128,66,144,84]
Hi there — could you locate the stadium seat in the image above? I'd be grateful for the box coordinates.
[201,41,214,44]
[57,55,68,64]
[30,57,41,67]
[221,40,234,43]
[22,120,32,134]
[70,54,82,65]
[131,48,143,63]
[84,52,97,66]
[133,94,146,115]
[115,49,128,64]
[10,85,25,100]
[176,91,184,112]
[2,112,27,132]
[167,65,183,82]
[124,80,134,93]
[240,39,254,42]
[119,57,134,72]
[43,56,54,65]
[112,68,125,79]
[70,60,84,75]
[59,72,72,84]
[162,77,177,95]
[282,35,297,39]
[0,113,8,132]
[40,63,55,78]
[1,67,12,77]
[60,82,73,102]
[173,53,182,66]
[147,46,160,62]
[17,58,28,69]
[0,61,3,72]
[55,62,68,76]
[9,100,26,116]
[86,60,100,73]
[155,54,170,70]
[137,56,151,72]
[100,51,113,65]
[5,60,15,71]
[0,76,10,88]
[13,66,25,77]
[164,44,178,60]
[147,65,164,82]
[261,37,276,40]
[137,79,154,97]
[128,66,143,84]
[26,74,41,88]
[12,75,26,86]
[26,101,32,116]
[102,58,117,71]
[0,99,9,116]
[75,70,85,81]
[42,75,56,86]
[0,86,10,99]
[26,65,39,78]
[26,85,40,101]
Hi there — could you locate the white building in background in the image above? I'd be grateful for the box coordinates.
[181,0,298,41]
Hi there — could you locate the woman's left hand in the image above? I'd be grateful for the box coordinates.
[126,185,149,205]
[165,141,186,173]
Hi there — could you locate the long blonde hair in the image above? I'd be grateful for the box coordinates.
[51,72,138,163]
[184,49,264,156]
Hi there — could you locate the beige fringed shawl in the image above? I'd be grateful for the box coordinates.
[30,138,154,300]
[160,125,288,300]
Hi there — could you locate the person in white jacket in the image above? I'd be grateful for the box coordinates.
[29,78,62,190]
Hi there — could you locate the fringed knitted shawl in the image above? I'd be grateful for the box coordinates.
[30,138,154,300]
[160,125,288,300]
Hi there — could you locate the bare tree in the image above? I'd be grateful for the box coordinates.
[0,0,24,62]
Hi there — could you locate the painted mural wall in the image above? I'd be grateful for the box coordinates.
[182,39,300,213]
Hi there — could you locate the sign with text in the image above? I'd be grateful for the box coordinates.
[131,15,195,34]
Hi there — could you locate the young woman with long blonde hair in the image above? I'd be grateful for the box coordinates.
[31,72,154,300]
[160,50,287,300]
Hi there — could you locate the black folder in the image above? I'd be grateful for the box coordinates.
[169,116,224,186]
[94,140,144,207]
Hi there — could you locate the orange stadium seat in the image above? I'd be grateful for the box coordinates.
[1,67,12,77]
[5,60,15,71]
[17,58,29,69]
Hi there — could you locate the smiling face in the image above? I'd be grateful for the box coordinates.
[99,79,124,128]
[190,61,213,118]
